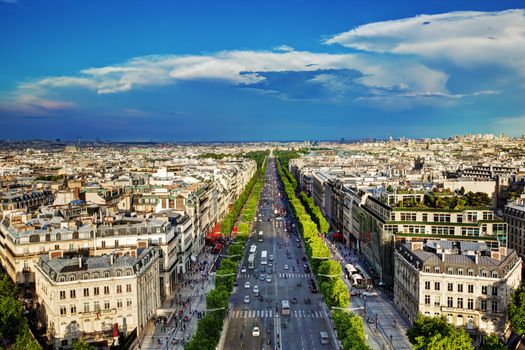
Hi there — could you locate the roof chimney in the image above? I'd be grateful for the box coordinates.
[78,256,82,268]
[110,254,114,265]
[475,251,479,264]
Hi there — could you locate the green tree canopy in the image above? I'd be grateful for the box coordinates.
[508,285,525,336]
[407,314,473,350]
[72,338,95,350]
[480,335,506,350]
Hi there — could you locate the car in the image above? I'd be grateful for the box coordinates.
[269,255,274,261]
[310,286,319,293]
[284,265,289,270]
[244,295,250,303]
[304,267,311,273]
[302,257,307,262]
[266,276,272,283]
[291,297,297,304]
[241,266,247,273]
[253,285,259,294]
[233,280,238,286]
[268,267,273,274]
[268,262,273,267]
[350,290,360,296]
[304,298,311,304]
[244,282,251,289]
[252,326,260,337]
[296,238,300,242]
[259,273,266,280]
[362,291,379,297]
[260,266,266,273]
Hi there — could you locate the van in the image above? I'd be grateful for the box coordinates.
[320,331,329,345]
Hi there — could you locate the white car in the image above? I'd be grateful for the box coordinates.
[266,276,272,283]
[244,282,251,289]
[269,255,274,261]
[241,266,247,273]
[253,285,259,294]
[252,326,260,336]
[362,291,379,297]
[284,264,289,270]
[244,295,250,303]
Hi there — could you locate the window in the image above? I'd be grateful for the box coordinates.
[482,286,487,295]
[60,291,66,299]
[425,281,431,290]
[104,300,110,310]
[69,275,76,282]
[467,299,474,310]
[117,285,122,293]
[434,267,440,273]
[425,295,431,305]
[447,297,453,307]
[101,241,106,249]
[70,305,77,314]
[60,306,67,315]
[104,271,110,278]
[117,299,122,308]
[457,269,463,276]
[422,213,428,222]
[84,288,89,297]
[424,266,431,273]
[457,284,463,293]
[126,284,132,293]
[126,298,132,307]
[481,270,488,277]
[59,276,66,282]
[115,240,119,248]
[492,271,498,278]
[457,298,463,309]
[94,301,100,312]
[70,290,76,299]
[491,300,498,312]
[94,287,99,296]
[468,285,474,293]
[435,282,440,291]
[104,286,110,294]
[481,300,487,310]
[83,302,90,313]
[467,269,474,276]
[492,286,498,296]
[116,270,122,277]
[435,213,451,222]
[448,283,453,292]
[434,296,440,306]
[83,273,89,280]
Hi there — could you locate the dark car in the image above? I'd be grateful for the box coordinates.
[304,298,311,304]
[310,285,319,293]
[291,297,298,304]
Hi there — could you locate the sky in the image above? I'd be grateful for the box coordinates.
[0,0,524,141]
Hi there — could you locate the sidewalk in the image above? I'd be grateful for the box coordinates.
[136,250,218,349]
[323,232,412,350]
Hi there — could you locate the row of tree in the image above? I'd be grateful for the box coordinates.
[299,191,329,234]
[275,157,349,309]
[185,154,268,350]
[332,310,370,350]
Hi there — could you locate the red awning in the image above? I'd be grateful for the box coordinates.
[214,243,222,251]
[207,233,222,239]
[332,232,344,239]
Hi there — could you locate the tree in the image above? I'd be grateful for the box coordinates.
[480,335,506,350]
[13,322,41,350]
[0,291,24,343]
[72,338,95,350]
[508,285,525,336]
[407,314,473,350]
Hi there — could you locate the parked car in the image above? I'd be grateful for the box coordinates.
[362,291,379,297]
[252,326,260,336]
[244,295,251,303]
[244,282,251,289]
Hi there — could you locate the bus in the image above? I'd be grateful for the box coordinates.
[345,264,358,276]
[281,300,290,316]
[249,244,257,254]
[260,250,268,265]
[258,231,264,242]
[248,253,256,269]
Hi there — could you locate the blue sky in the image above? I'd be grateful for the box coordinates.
[1,0,524,141]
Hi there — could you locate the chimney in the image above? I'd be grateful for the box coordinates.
[441,253,445,262]
[78,256,82,268]
[475,251,479,264]
[110,254,114,265]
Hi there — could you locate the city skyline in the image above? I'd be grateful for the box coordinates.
[1,0,524,141]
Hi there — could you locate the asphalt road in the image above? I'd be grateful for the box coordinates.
[222,158,337,350]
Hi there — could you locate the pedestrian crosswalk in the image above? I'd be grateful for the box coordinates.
[237,273,311,279]
[231,309,323,319]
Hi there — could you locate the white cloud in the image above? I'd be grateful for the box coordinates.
[492,115,525,136]
[325,9,525,75]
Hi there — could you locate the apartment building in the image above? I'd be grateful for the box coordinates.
[394,240,521,340]
[34,247,161,349]
[503,197,525,258]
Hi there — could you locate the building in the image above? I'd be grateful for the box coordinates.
[34,247,161,349]
[394,240,521,341]
[503,197,525,258]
